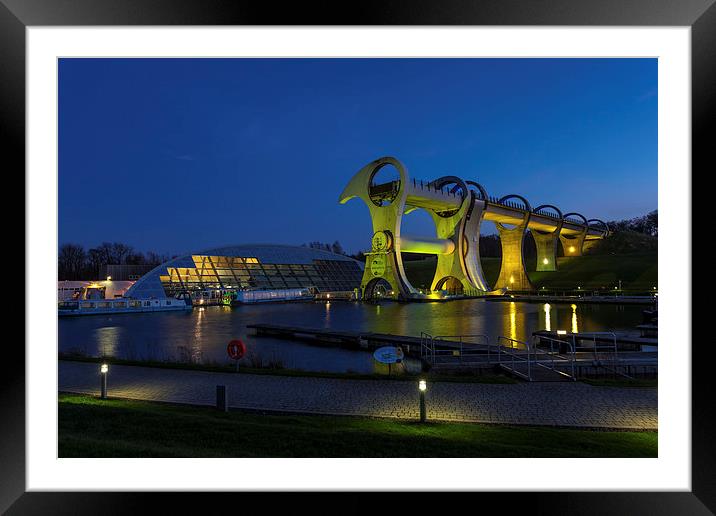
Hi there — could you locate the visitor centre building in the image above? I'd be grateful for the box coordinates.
[123,244,364,304]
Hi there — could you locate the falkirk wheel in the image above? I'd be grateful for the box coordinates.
[339,156,608,301]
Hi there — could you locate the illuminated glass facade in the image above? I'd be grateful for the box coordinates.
[125,245,363,300]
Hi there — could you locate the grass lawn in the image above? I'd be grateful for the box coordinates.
[59,394,657,458]
[581,378,658,388]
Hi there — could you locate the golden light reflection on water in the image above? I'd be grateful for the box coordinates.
[571,303,579,334]
[190,307,206,362]
[509,301,517,341]
[194,307,205,339]
[543,303,551,332]
[96,326,119,358]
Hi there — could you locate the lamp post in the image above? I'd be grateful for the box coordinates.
[418,379,427,422]
[100,363,108,399]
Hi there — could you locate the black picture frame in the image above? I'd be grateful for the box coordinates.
[3,0,709,513]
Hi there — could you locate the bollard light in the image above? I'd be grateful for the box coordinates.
[418,379,427,422]
[100,363,109,399]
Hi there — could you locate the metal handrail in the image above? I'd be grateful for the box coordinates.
[430,334,490,364]
[532,335,576,381]
[420,332,435,363]
[571,332,617,364]
[497,336,531,381]
[571,332,631,379]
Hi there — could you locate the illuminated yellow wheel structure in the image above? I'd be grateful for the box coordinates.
[339,157,608,300]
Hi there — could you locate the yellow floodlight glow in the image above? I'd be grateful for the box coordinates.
[569,246,575,253]
[106,276,112,281]
[509,276,515,284]
[542,258,549,265]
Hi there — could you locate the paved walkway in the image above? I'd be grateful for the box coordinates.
[58,361,657,430]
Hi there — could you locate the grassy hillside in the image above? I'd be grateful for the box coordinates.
[529,253,657,290]
[585,230,657,256]
[403,232,657,292]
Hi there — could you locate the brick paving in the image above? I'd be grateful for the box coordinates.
[58,360,657,430]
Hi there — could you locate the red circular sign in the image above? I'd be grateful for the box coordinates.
[227,339,246,360]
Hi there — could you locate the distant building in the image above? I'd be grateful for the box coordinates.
[124,244,363,302]
[101,264,156,281]
[57,280,135,301]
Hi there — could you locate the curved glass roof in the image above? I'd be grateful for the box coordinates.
[125,244,363,299]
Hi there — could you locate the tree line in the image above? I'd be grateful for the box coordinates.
[606,210,657,237]
[302,241,367,262]
[58,242,171,280]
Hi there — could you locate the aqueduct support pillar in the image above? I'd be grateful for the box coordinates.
[494,195,533,292]
[559,212,589,257]
[533,231,560,271]
[531,204,564,272]
[580,219,610,255]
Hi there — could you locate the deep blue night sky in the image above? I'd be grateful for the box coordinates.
[59,58,657,255]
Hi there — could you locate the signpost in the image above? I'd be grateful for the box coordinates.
[373,346,404,375]
[227,339,246,371]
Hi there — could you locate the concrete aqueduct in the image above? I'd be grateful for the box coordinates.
[339,156,609,300]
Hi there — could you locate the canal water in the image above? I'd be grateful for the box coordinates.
[58,299,645,374]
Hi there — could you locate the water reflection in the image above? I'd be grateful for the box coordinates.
[59,299,645,374]
[509,302,517,340]
[96,326,120,358]
[544,303,552,332]
[571,304,579,334]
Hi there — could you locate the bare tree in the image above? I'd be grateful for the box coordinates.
[145,251,166,266]
[331,241,345,255]
[86,248,105,279]
[111,242,134,264]
[58,243,86,280]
